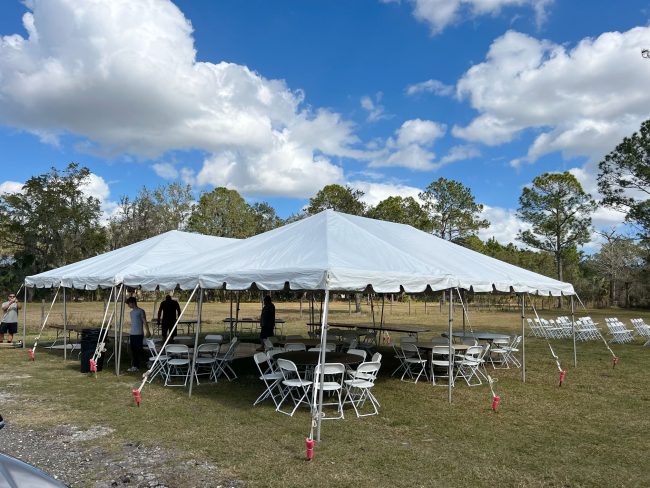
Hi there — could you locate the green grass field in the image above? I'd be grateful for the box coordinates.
[1,300,649,487]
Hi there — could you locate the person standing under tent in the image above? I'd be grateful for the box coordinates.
[0,292,20,344]
[157,295,181,341]
[126,297,148,372]
[259,295,275,341]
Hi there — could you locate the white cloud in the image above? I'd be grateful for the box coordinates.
[370,119,447,170]
[348,180,423,207]
[152,162,179,180]
[478,205,531,245]
[406,79,454,97]
[80,173,110,203]
[0,181,24,195]
[0,0,363,197]
[454,27,650,164]
[438,145,481,165]
[408,0,552,35]
[360,93,389,122]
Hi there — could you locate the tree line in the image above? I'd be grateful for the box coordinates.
[2,119,650,307]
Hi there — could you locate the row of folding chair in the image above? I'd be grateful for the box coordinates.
[253,351,383,418]
[631,318,650,338]
[604,318,635,343]
[145,338,239,387]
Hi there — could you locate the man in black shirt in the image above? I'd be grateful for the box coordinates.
[259,295,275,341]
[157,295,181,341]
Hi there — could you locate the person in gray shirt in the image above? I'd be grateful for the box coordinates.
[1,292,21,344]
[126,296,148,372]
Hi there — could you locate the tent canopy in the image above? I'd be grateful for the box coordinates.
[123,210,575,296]
[25,230,237,290]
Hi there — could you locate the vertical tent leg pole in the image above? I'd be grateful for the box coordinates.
[462,290,466,336]
[315,289,330,442]
[229,291,233,336]
[448,288,453,404]
[571,295,577,368]
[521,293,524,383]
[63,287,67,361]
[189,287,203,398]
[234,292,240,338]
[114,286,119,375]
[22,283,27,348]
[521,294,526,383]
[117,289,126,376]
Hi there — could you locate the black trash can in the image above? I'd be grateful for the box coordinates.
[80,328,106,373]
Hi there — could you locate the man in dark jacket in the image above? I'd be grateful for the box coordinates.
[259,295,275,341]
[157,295,181,341]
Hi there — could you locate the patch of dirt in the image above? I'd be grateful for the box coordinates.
[0,422,244,487]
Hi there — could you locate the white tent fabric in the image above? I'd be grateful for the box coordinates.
[25,230,237,290]
[123,210,575,296]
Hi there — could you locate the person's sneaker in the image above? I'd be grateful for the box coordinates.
[127,367,138,372]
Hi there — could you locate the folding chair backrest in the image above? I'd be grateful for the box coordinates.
[431,345,452,356]
[145,339,158,354]
[401,343,421,357]
[356,361,380,381]
[347,348,367,361]
[205,334,223,343]
[315,362,346,376]
[464,345,483,359]
[253,352,271,371]
[197,343,220,355]
[262,338,274,350]
[165,344,189,356]
[400,336,417,344]
[277,358,300,379]
[371,352,382,363]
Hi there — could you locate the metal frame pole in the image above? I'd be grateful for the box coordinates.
[448,288,453,404]
[63,287,67,360]
[571,295,577,367]
[521,294,526,383]
[116,289,126,375]
[114,286,119,375]
[22,283,27,348]
[315,289,330,442]
[189,287,203,397]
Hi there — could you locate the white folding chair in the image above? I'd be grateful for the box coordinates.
[344,361,381,417]
[312,363,346,420]
[253,352,283,408]
[276,358,312,416]
[284,343,306,352]
[346,348,367,361]
[488,337,511,369]
[400,343,428,384]
[145,339,168,384]
[211,337,239,381]
[192,343,219,384]
[454,345,487,387]
[204,334,223,343]
[430,345,454,386]
[164,344,190,387]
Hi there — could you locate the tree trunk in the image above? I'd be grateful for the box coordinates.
[354,293,362,313]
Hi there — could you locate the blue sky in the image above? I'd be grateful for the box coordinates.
[1,0,649,247]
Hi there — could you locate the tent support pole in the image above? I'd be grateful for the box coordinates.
[571,295,577,368]
[189,287,203,398]
[315,289,330,442]
[114,286,119,375]
[521,294,526,383]
[446,288,453,403]
[63,287,67,361]
[22,283,27,348]
[117,289,126,376]
[462,290,466,335]
[234,292,240,338]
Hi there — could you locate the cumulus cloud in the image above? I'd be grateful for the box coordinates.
[406,79,454,97]
[0,0,362,197]
[478,205,531,245]
[408,0,552,34]
[360,93,389,122]
[454,27,650,164]
[0,181,24,195]
[348,180,423,207]
[438,145,481,165]
[152,162,179,180]
[370,119,446,170]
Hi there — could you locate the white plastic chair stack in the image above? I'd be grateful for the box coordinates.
[631,318,650,338]
[605,318,634,343]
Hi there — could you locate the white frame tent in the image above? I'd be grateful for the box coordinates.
[23,230,238,370]
[121,210,577,441]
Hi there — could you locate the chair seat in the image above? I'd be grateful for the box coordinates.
[168,358,189,366]
[345,378,373,388]
[283,378,311,387]
[313,381,342,391]
[260,372,283,381]
[431,360,452,367]
[195,357,216,364]
[405,358,427,364]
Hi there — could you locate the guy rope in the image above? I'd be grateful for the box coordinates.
[529,296,566,386]
[132,284,199,406]
[89,285,124,375]
[575,294,619,368]
[28,285,61,361]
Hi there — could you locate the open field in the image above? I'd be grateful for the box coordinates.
[1,300,649,487]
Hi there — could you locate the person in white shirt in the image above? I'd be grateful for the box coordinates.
[126,296,148,372]
[1,292,21,344]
